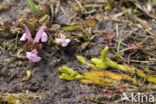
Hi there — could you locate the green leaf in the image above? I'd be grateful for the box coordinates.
[27,0,40,14]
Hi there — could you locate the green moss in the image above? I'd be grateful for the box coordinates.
[92,46,156,84]
[76,55,98,70]
[58,66,84,81]
[63,25,82,31]
[77,46,156,84]
[59,46,156,86]
[63,19,96,32]
[91,58,108,69]
[76,55,88,65]
[0,92,44,104]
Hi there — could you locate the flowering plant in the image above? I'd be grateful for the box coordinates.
[26,49,41,63]
[20,24,48,62]
[20,24,48,49]
[55,33,70,47]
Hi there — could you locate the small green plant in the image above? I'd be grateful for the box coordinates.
[116,38,123,57]
[63,19,96,32]
[5,34,19,51]
[58,66,138,86]
[58,66,84,81]
[121,8,128,19]
[14,33,19,50]
[27,0,40,14]
[81,33,93,41]
[59,46,156,87]
[77,46,156,84]
[90,46,156,84]
[0,92,44,104]
[76,55,98,70]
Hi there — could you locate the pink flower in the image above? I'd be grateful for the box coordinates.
[20,24,48,43]
[56,33,70,47]
[41,32,48,42]
[20,24,48,63]
[20,33,27,41]
[26,49,41,63]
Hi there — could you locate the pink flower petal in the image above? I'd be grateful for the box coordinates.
[31,49,38,55]
[55,38,62,43]
[26,52,32,58]
[34,26,48,43]
[23,24,33,42]
[60,33,66,39]
[56,33,70,47]
[26,49,41,63]
[31,55,41,63]
[64,39,70,43]
[62,41,68,47]
[41,32,48,42]
[20,33,27,41]
[62,39,70,47]
[26,52,35,61]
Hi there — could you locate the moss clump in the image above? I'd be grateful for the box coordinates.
[0,92,44,104]
[78,46,156,84]
[92,46,156,84]
[58,66,115,86]
[58,66,138,86]
[76,55,98,70]
[59,46,156,87]
[58,66,84,81]
[63,19,96,31]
